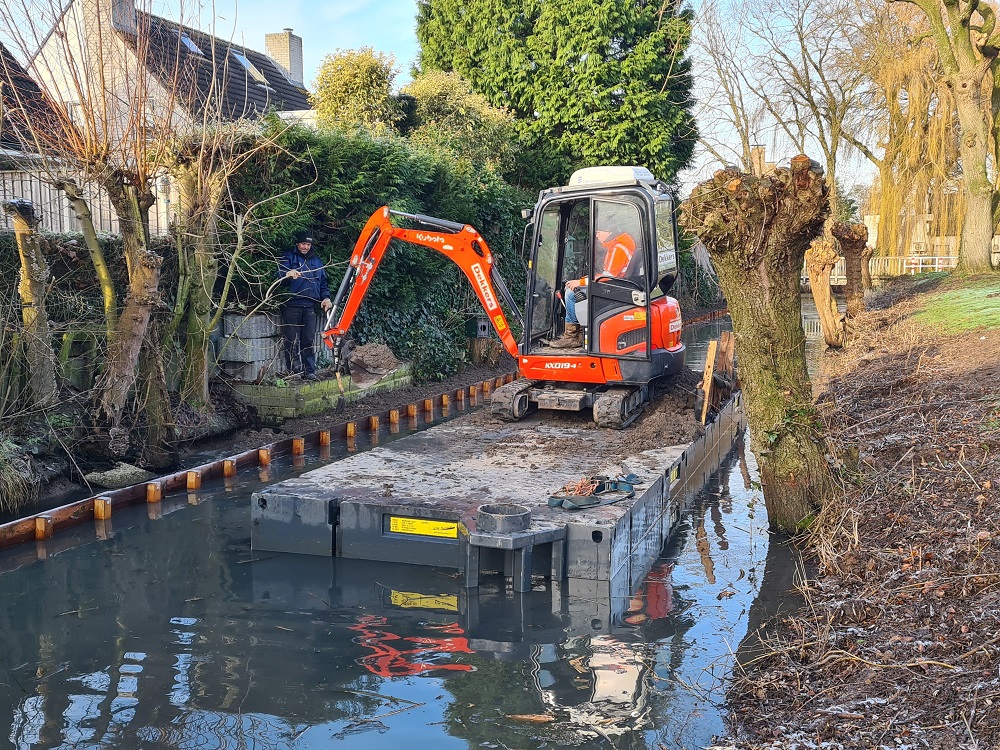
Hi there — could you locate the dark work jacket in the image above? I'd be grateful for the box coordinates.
[277,247,330,307]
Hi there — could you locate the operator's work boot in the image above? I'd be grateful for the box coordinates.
[550,322,583,349]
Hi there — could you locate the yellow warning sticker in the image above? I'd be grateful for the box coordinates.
[389,516,458,539]
[494,314,506,332]
[389,590,459,612]
[634,309,647,321]
[669,465,680,482]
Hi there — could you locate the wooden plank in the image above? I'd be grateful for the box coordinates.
[700,339,718,425]
[716,331,738,405]
[718,331,735,380]
[713,332,734,410]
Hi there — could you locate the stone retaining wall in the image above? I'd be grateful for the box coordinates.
[218,312,333,382]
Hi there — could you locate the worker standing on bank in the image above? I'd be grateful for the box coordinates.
[277,231,332,380]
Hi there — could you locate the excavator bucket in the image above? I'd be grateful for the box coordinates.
[328,334,356,414]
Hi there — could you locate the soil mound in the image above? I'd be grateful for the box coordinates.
[350,343,401,372]
[349,343,402,386]
[467,366,706,473]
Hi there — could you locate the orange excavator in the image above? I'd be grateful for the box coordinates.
[322,166,685,428]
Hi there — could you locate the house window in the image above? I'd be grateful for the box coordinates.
[231,51,268,85]
[176,30,204,56]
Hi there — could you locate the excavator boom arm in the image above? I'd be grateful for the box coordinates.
[322,206,522,363]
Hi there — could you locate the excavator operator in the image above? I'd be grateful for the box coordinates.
[550,226,638,349]
[595,229,638,279]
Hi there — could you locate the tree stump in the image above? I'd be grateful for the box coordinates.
[805,236,845,347]
[832,221,869,317]
[679,154,834,533]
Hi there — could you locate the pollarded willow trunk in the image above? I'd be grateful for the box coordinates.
[95,177,162,442]
[951,80,996,274]
[174,168,225,408]
[861,245,874,292]
[832,222,869,317]
[680,155,835,533]
[139,317,174,470]
[180,235,217,407]
[806,237,845,348]
[56,178,118,336]
[2,200,58,408]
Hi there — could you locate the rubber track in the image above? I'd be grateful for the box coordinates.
[490,377,536,421]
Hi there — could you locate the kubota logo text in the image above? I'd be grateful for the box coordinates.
[416,233,445,244]
[471,263,498,310]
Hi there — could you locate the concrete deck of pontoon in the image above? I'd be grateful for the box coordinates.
[252,394,745,608]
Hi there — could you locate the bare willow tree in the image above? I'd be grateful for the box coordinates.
[167,127,237,408]
[2,0,187,449]
[691,0,772,174]
[2,200,58,407]
[740,0,870,218]
[165,120,300,407]
[0,43,118,338]
[692,0,871,218]
[891,0,999,273]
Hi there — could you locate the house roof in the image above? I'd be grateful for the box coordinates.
[0,44,61,151]
[129,13,312,121]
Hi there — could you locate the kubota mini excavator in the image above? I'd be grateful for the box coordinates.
[322,166,685,428]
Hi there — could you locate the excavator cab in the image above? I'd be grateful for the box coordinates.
[496,167,685,426]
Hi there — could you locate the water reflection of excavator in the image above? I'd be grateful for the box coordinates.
[322,166,685,428]
[527,562,675,738]
[348,615,474,678]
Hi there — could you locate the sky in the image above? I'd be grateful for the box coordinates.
[195,0,421,87]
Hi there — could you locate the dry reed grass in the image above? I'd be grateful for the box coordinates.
[0,449,38,514]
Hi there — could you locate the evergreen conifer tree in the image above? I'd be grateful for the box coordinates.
[416,0,697,189]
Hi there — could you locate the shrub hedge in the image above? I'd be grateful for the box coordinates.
[226,121,531,380]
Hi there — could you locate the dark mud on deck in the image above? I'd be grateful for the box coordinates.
[0,428,800,750]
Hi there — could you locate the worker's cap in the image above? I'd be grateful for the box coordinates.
[294,231,314,244]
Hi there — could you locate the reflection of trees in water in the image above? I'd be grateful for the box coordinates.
[641,452,754,747]
[735,532,802,670]
[691,456,741,582]
[443,657,544,748]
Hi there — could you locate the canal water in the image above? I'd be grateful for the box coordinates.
[0,321,811,749]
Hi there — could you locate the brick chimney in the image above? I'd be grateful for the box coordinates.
[265,28,303,86]
[111,0,138,36]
